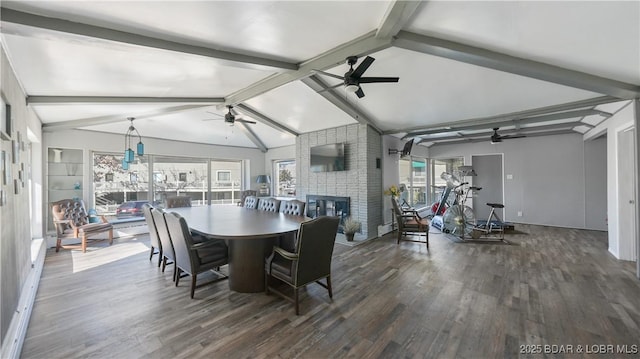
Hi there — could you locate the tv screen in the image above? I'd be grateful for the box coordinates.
[310,143,345,172]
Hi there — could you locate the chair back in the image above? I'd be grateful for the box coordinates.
[165,196,192,208]
[279,200,306,216]
[164,212,196,274]
[51,199,89,228]
[239,190,257,206]
[152,208,175,261]
[390,196,401,217]
[294,216,340,286]
[142,204,161,250]
[244,196,259,209]
[258,197,281,212]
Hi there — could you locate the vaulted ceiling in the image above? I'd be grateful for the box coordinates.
[1,1,639,151]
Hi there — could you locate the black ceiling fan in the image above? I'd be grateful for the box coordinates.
[203,105,256,125]
[490,128,526,143]
[314,56,399,98]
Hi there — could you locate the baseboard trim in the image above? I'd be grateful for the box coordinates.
[1,238,46,359]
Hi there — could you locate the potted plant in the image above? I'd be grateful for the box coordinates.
[343,217,360,241]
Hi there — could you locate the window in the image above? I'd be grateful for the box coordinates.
[211,160,241,204]
[154,156,208,207]
[92,152,149,220]
[427,157,464,206]
[274,160,296,197]
[398,158,428,207]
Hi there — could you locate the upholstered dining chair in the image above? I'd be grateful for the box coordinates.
[257,197,281,212]
[142,204,162,267]
[51,199,113,253]
[265,216,340,315]
[165,196,192,208]
[152,207,177,281]
[391,197,429,248]
[238,190,257,206]
[278,199,307,251]
[244,195,259,209]
[165,212,229,299]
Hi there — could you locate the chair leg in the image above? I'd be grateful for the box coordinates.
[56,238,61,252]
[294,288,299,315]
[426,231,429,249]
[108,229,113,245]
[190,274,197,299]
[162,257,167,272]
[157,249,163,267]
[149,246,155,261]
[265,273,270,294]
[82,234,88,253]
[175,268,181,286]
[326,275,333,298]
[397,230,402,244]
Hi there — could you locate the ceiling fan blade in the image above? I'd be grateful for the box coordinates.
[502,134,527,139]
[206,111,224,118]
[317,83,344,94]
[235,118,256,124]
[355,87,365,98]
[351,56,375,79]
[202,118,224,122]
[313,70,345,81]
[358,76,399,83]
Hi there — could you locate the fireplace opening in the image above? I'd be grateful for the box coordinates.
[306,195,350,233]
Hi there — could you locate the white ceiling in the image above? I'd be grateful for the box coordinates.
[1,1,638,151]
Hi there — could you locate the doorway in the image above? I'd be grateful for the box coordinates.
[617,127,637,262]
[472,154,504,221]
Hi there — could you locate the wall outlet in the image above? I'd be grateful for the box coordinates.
[507,174,513,180]
[517,211,523,217]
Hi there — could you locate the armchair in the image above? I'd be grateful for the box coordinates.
[265,216,339,315]
[391,197,429,248]
[51,199,113,253]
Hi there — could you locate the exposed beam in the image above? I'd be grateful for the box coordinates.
[418,122,585,142]
[301,75,381,133]
[225,30,393,105]
[393,31,640,99]
[376,1,422,39]
[234,104,299,137]
[386,95,620,136]
[42,104,209,131]
[235,122,267,153]
[405,109,609,138]
[27,96,224,105]
[1,8,296,71]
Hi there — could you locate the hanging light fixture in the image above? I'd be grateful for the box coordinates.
[122,117,144,170]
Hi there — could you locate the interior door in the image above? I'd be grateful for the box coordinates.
[472,154,504,221]
[618,127,637,261]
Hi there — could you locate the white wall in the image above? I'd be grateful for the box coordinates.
[429,132,607,230]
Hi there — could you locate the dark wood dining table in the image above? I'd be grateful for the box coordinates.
[169,205,308,293]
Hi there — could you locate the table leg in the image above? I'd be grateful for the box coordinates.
[228,237,277,293]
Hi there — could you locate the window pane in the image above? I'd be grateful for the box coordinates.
[93,152,149,220]
[154,156,208,207]
[428,157,464,205]
[275,160,296,197]
[411,159,427,207]
[211,160,241,205]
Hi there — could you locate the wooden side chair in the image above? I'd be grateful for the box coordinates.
[391,197,429,249]
[265,216,340,315]
[51,199,113,253]
[165,212,229,299]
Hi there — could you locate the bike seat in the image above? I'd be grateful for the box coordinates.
[486,203,504,209]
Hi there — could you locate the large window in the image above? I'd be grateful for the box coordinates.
[398,158,427,207]
[93,153,149,219]
[153,156,208,207]
[211,160,241,204]
[427,157,464,205]
[274,160,296,197]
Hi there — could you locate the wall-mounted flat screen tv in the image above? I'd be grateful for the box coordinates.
[310,143,345,172]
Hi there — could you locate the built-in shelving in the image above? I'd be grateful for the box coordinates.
[47,148,83,230]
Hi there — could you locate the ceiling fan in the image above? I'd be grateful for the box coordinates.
[490,128,526,143]
[313,56,399,98]
[203,105,256,126]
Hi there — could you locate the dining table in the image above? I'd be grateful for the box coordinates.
[169,205,308,293]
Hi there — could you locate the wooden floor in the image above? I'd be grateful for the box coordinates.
[22,225,640,358]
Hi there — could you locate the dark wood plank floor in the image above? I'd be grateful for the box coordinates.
[22,225,640,358]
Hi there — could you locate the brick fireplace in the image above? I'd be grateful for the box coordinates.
[306,195,350,233]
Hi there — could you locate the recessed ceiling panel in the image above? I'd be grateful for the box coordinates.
[2,33,273,96]
[407,1,640,84]
[3,0,390,62]
[327,47,601,132]
[245,81,357,133]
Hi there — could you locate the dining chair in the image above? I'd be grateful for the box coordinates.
[244,195,259,209]
[165,196,192,208]
[238,190,257,206]
[51,199,113,253]
[165,212,229,299]
[278,199,306,251]
[257,197,281,212]
[265,216,340,315]
[152,207,178,281]
[391,197,429,248]
[142,204,163,267]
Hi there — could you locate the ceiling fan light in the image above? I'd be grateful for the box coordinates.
[345,84,359,93]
